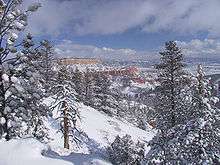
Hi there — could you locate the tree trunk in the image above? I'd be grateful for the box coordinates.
[170,62,176,128]
[0,71,9,140]
[63,101,69,149]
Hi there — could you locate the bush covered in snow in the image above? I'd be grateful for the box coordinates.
[107,134,145,165]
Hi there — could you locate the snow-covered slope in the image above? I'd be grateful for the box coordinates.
[80,104,154,146]
[0,103,155,165]
[0,138,72,165]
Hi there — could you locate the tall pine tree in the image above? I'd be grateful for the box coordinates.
[154,41,190,131]
[146,50,220,164]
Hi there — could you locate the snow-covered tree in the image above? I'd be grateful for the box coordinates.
[95,73,118,116]
[146,115,220,164]
[51,66,81,149]
[146,64,220,164]
[71,67,85,102]
[154,41,191,131]
[89,72,103,108]
[0,1,42,140]
[19,36,50,141]
[108,134,145,165]
[36,40,56,93]
[110,85,125,117]
[122,76,132,88]
[83,68,95,106]
[1,33,50,141]
[188,64,213,119]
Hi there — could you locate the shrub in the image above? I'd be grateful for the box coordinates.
[108,134,145,165]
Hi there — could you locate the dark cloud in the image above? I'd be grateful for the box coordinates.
[24,0,220,37]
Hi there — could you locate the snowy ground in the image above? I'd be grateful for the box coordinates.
[0,138,72,165]
[0,103,155,165]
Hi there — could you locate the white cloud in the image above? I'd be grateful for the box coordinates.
[142,0,220,37]
[23,0,220,37]
[176,39,220,58]
[54,40,156,60]
[54,39,220,60]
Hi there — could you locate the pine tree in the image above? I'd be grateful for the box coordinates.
[36,40,56,93]
[188,64,211,119]
[0,0,41,140]
[83,68,95,106]
[145,41,190,163]
[91,72,103,108]
[51,66,81,149]
[178,64,220,164]
[72,67,85,102]
[19,36,50,141]
[97,73,118,116]
[154,41,190,131]
[110,85,124,117]
[2,34,50,141]
[146,64,220,164]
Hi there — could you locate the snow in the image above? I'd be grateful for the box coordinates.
[0,100,155,165]
[8,46,17,53]
[28,3,42,12]
[4,106,11,113]
[6,14,15,20]
[78,104,154,146]
[7,39,14,45]
[0,117,6,124]
[211,97,219,104]
[9,33,18,41]
[11,76,19,83]
[12,9,21,16]
[15,84,24,92]
[47,102,155,161]
[2,73,9,82]
[15,21,25,31]
[0,138,72,165]
[7,120,13,128]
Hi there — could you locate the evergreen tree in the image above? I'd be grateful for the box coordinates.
[189,64,212,119]
[145,41,190,163]
[1,34,50,141]
[51,66,81,149]
[72,67,85,102]
[97,73,118,116]
[19,36,50,141]
[0,0,41,140]
[83,68,95,106]
[110,85,124,117]
[91,72,103,108]
[154,41,190,131]
[36,40,56,93]
[146,64,220,164]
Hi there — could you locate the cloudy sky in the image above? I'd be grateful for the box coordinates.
[23,0,220,60]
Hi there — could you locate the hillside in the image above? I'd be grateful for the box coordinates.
[0,103,155,165]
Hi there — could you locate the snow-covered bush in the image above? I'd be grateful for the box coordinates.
[146,116,220,164]
[108,134,145,165]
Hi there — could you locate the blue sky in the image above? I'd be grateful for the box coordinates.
[65,29,209,51]
[23,0,220,60]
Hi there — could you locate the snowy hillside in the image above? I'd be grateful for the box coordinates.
[0,139,72,165]
[0,104,155,165]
